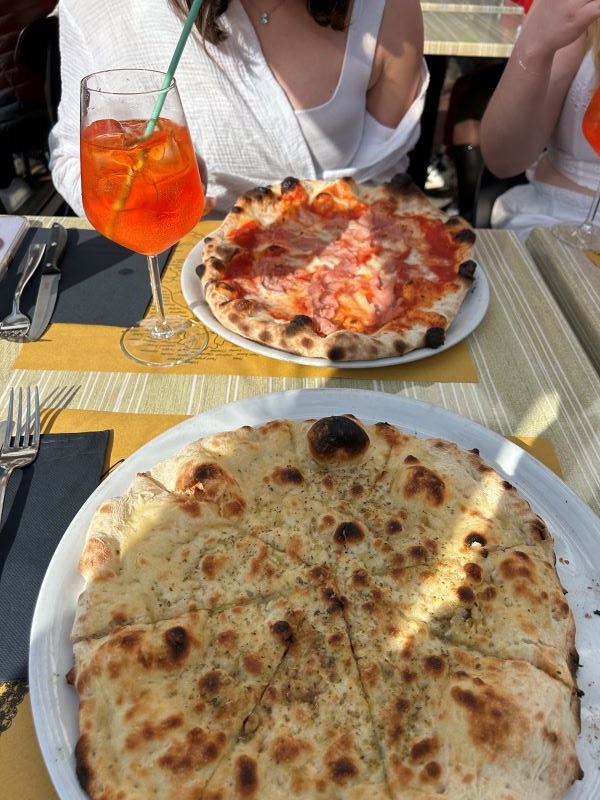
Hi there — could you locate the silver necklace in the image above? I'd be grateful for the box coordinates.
[252,0,286,24]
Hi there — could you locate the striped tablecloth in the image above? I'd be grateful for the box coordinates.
[526,227,600,376]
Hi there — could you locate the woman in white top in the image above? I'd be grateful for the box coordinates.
[49,0,427,217]
[480,0,600,241]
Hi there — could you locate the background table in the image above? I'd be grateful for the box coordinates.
[424,6,523,58]
[526,227,600,375]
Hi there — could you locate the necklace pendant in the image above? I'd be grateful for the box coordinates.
[259,12,270,24]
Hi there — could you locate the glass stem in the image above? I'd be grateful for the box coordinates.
[581,182,600,232]
[146,254,173,338]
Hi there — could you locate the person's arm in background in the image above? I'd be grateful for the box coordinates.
[48,0,95,216]
[367,0,424,128]
[480,0,600,178]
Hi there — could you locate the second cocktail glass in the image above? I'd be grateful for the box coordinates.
[551,83,600,249]
[80,68,208,366]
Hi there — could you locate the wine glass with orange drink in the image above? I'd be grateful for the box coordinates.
[551,82,600,249]
[80,68,208,366]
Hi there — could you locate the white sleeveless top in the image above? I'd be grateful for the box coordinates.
[295,0,386,172]
[546,50,600,191]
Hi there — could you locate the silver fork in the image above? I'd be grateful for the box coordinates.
[0,242,46,338]
[0,386,41,529]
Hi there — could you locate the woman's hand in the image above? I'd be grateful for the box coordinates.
[522,0,600,59]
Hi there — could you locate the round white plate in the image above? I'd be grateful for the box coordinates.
[30,389,600,800]
[180,240,490,368]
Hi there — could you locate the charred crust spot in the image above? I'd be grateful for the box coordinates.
[199,670,222,693]
[285,315,313,335]
[386,518,403,534]
[235,754,258,795]
[246,186,275,202]
[195,262,206,279]
[404,454,420,464]
[326,345,347,361]
[481,585,497,601]
[404,465,445,505]
[272,738,306,763]
[451,225,477,244]
[333,521,365,545]
[457,585,475,603]
[425,327,446,349]
[164,626,189,662]
[271,620,295,644]
[281,176,300,193]
[408,545,427,561]
[465,532,487,548]
[422,761,442,780]
[503,480,514,490]
[307,416,370,464]
[530,517,549,541]
[351,568,369,586]
[329,757,358,783]
[271,466,304,485]
[458,259,477,280]
[323,586,346,613]
[118,631,141,650]
[74,736,92,792]
[424,655,445,675]
[464,562,483,582]
[410,737,438,762]
[396,697,410,713]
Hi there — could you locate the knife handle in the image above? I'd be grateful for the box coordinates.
[42,223,68,275]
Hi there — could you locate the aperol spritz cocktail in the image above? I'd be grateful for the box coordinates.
[80,69,207,366]
[551,83,600,249]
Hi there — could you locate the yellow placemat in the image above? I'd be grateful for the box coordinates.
[14,322,477,381]
[585,250,600,268]
[14,222,479,383]
[0,407,560,800]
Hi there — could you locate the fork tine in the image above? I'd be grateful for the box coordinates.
[16,387,24,446]
[32,385,40,448]
[3,387,14,448]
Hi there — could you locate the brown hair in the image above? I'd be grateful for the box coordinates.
[589,19,600,81]
[169,0,352,44]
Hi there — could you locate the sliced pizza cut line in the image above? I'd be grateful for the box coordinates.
[201,567,394,800]
[343,623,582,800]
[70,601,302,800]
[336,550,577,691]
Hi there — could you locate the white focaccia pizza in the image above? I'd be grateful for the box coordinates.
[69,415,582,800]
[198,175,478,361]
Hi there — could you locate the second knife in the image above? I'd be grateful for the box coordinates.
[28,222,68,341]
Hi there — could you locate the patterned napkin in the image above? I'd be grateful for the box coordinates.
[0,430,109,685]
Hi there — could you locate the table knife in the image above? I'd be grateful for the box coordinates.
[28,223,68,341]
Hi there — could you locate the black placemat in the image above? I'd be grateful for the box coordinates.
[0,430,110,683]
[0,227,172,327]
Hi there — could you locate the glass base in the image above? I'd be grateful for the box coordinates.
[550,221,600,250]
[120,316,208,367]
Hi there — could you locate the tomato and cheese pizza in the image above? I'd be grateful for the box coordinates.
[69,414,582,800]
[199,175,478,361]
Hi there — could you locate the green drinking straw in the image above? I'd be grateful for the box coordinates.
[144,0,206,137]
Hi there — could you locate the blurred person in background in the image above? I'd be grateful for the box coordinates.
[49,0,428,218]
[480,0,600,240]
[0,0,57,212]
